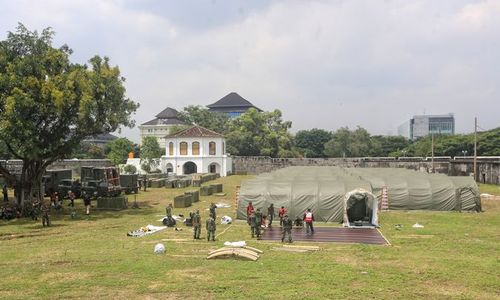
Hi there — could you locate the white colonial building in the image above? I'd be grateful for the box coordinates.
[161,125,232,176]
[138,107,186,146]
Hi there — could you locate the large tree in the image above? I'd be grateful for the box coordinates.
[295,128,333,157]
[323,127,351,157]
[398,127,500,157]
[105,138,134,166]
[140,136,163,173]
[0,140,13,160]
[370,135,411,157]
[71,143,105,159]
[226,108,296,157]
[177,105,230,134]
[0,24,138,204]
[324,126,375,157]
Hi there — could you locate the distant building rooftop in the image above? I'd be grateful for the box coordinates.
[141,107,186,126]
[207,92,262,115]
[165,125,223,138]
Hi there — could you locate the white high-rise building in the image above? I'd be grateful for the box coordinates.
[398,114,455,140]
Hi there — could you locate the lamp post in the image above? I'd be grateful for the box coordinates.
[461,150,467,158]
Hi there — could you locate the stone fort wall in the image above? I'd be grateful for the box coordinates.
[2,156,499,184]
[231,156,500,185]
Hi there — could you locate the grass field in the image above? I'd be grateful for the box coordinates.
[1,176,499,299]
[479,183,500,196]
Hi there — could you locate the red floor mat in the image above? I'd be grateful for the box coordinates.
[260,227,389,245]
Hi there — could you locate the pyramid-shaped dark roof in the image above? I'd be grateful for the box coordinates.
[207,92,261,110]
[165,125,223,138]
[155,107,179,119]
[141,107,186,126]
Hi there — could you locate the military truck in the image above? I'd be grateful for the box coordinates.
[57,179,82,198]
[43,169,72,196]
[120,174,138,194]
[81,167,122,198]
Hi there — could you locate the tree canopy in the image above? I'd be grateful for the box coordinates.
[71,143,105,159]
[0,24,138,203]
[140,136,163,173]
[105,138,134,166]
[178,105,229,134]
[399,127,500,157]
[225,108,295,157]
[295,128,333,158]
[177,106,296,158]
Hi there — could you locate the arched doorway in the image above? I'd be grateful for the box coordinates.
[183,161,197,174]
[166,163,173,173]
[208,163,220,174]
[342,189,379,228]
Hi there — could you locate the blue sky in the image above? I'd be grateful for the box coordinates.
[1,0,499,142]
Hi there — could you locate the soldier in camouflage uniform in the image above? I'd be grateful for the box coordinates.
[249,212,257,238]
[267,203,275,227]
[206,216,216,241]
[41,202,50,227]
[209,202,217,219]
[281,214,293,243]
[68,190,75,207]
[31,199,40,221]
[254,208,263,239]
[192,210,201,239]
[166,203,173,217]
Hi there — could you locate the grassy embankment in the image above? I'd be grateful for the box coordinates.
[0,176,499,299]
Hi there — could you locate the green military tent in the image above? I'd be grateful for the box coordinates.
[237,167,481,225]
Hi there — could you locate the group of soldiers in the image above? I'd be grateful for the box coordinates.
[246,202,315,243]
[164,200,317,244]
[30,199,51,226]
[166,202,218,242]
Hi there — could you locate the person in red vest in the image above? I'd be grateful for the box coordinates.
[246,202,255,225]
[278,206,287,227]
[303,208,315,234]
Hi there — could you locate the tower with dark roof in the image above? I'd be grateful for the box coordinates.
[207,92,262,118]
[138,107,186,145]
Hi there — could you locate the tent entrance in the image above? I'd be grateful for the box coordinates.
[343,189,379,228]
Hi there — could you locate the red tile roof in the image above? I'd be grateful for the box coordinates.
[165,125,223,138]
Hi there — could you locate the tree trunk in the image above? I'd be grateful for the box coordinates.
[18,160,43,206]
[18,162,27,205]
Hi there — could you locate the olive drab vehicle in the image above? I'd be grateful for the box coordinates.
[119,174,139,194]
[81,167,122,198]
[57,179,82,198]
[43,169,72,197]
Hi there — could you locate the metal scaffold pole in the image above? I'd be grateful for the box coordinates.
[474,117,477,181]
[431,133,434,173]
